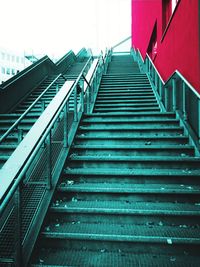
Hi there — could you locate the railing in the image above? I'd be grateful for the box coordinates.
[0,51,108,266]
[131,47,200,149]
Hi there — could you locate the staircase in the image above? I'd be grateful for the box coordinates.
[30,53,200,266]
[0,58,89,168]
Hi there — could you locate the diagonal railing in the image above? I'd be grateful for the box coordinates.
[0,49,110,266]
[131,47,200,152]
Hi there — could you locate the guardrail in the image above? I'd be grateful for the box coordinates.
[131,47,200,149]
[0,50,108,266]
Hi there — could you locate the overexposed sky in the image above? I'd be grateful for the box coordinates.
[0,0,131,58]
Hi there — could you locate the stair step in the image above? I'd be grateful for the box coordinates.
[74,135,189,145]
[31,249,200,267]
[50,200,200,216]
[94,107,161,112]
[67,156,200,170]
[71,145,194,157]
[41,222,200,244]
[64,168,200,177]
[58,182,200,194]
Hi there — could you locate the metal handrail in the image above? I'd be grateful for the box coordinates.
[145,53,165,84]
[0,56,93,145]
[0,53,100,213]
[133,47,199,98]
[0,56,49,89]
[131,46,200,146]
[165,70,200,99]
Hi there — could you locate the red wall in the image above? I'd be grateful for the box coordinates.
[132,0,200,93]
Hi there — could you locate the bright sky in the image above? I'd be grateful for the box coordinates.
[0,0,131,59]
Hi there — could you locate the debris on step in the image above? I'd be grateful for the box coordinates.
[67,180,74,185]
[170,256,176,262]
[72,197,78,202]
[167,238,173,244]
[145,141,151,145]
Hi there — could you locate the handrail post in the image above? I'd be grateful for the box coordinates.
[18,128,23,143]
[81,84,84,113]
[164,85,169,111]
[74,86,78,122]
[63,101,69,147]
[56,83,59,92]
[198,98,200,143]
[14,184,22,267]
[41,100,45,112]
[182,82,187,121]
[172,78,177,111]
[158,79,162,101]
[46,131,52,190]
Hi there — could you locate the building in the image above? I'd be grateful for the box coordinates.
[132,0,200,92]
[0,47,32,84]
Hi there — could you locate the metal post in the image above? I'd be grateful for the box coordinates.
[81,85,84,113]
[198,98,200,144]
[56,83,59,93]
[74,86,78,122]
[182,82,187,121]
[86,85,90,114]
[165,85,169,111]
[159,79,163,102]
[63,102,68,147]
[14,185,22,267]
[41,100,45,111]
[46,132,52,190]
[155,72,158,90]
[18,128,23,143]
[172,78,177,111]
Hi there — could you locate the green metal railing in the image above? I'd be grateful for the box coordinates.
[0,50,109,266]
[131,47,200,150]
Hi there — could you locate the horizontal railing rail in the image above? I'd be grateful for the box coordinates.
[0,49,109,266]
[0,56,50,90]
[131,47,200,147]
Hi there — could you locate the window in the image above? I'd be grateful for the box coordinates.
[12,69,15,75]
[6,68,10,75]
[12,55,15,62]
[147,23,157,61]
[1,52,5,60]
[16,56,19,63]
[1,67,5,74]
[7,54,10,61]
[162,0,179,32]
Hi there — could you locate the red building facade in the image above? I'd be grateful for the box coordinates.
[132,0,200,92]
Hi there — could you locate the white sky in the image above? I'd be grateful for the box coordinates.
[0,0,131,59]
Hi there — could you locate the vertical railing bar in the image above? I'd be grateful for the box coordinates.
[172,78,177,111]
[63,102,68,148]
[74,86,78,122]
[46,131,52,190]
[18,128,23,143]
[182,82,187,121]
[14,185,22,267]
